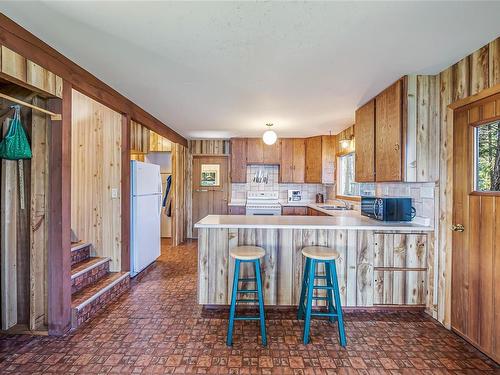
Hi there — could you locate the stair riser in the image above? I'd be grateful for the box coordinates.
[71,246,91,266]
[72,261,110,294]
[71,277,130,329]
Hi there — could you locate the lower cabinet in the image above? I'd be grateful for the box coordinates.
[282,206,307,216]
[373,233,428,306]
[228,206,246,215]
[307,207,328,216]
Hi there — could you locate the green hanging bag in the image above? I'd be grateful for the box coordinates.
[0,105,32,160]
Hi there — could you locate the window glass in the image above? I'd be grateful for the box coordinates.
[337,153,375,197]
[475,121,500,192]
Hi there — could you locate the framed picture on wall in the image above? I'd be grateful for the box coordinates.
[200,164,220,186]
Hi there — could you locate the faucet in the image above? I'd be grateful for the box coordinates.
[330,198,351,209]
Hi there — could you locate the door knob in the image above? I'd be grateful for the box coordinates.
[451,224,465,232]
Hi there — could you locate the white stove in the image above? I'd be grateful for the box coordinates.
[245,191,282,216]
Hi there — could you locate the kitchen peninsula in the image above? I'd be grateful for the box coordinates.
[195,213,433,311]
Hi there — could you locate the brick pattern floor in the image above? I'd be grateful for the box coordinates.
[0,239,498,374]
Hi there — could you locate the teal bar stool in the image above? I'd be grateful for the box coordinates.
[297,246,346,346]
[226,246,267,347]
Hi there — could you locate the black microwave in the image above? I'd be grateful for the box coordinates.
[361,197,415,221]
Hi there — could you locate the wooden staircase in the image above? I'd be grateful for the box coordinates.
[70,242,130,329]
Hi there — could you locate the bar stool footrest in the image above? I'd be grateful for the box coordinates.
[236,299,259,303]
[238,278,257,282]
[237,289,258,293]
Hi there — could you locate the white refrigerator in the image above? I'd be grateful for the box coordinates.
[130,160,162,277]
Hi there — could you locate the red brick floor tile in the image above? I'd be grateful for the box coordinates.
[0,239,499,374]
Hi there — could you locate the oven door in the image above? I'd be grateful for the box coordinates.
[245,207,282,216]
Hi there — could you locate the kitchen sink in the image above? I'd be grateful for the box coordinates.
[320,205,352,211]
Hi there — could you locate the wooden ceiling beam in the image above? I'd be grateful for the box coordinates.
[0,14,187,146]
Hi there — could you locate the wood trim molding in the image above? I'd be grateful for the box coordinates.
[47,80,72,336]
[121,114,131,272]
[448,82,500,110]
[0,14,187,146]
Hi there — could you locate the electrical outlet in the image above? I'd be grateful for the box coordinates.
[111,188,118,199]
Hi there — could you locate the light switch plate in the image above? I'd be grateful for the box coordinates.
[111,188,118,199]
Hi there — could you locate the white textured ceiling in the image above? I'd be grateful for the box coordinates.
[2,1,500,139]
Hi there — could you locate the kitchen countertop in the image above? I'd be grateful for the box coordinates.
[194,213,433,231]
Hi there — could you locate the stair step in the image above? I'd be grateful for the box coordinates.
[71,242,92,266]
[71,272,130,329]
[71,257,110,294]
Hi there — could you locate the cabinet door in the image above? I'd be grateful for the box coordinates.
[263,140,281,164]
[228,206,246,215]
[230,138,247,182]
[279,139,294,183]
[282,206,295,216]
[294,207,307,216]
[321,135,336,184]
[355,100,375,182]
[292,138,305,183]
[305,136,322,183]
[376,80,403,181]
[246,138,264,164]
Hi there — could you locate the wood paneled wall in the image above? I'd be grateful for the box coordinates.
[198,228,429,308]
[71,90,122,272]
[29,97,49,330]
[188,139,230,155]
[1,96,50,331]
[186,139,230,239]
[434,37,500,327]
[172,143,189,246]
[0,45,63,98]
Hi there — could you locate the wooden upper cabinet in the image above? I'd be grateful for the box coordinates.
[280,139,294,182]
[375,80,403,181]
[230,138,247,182]
[321,135,336,184]
[263,141,281,164]
[355,99,375,182]
[246,138,263,164]
[246,138,280,164]
[292,138,306,183]
[280,138,305,183]
[305,136,322,183]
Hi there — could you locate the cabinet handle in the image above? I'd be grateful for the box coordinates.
[451,224,465,232]
[394,144,400,151]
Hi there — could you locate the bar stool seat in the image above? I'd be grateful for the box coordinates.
[298,245,346,347]
[301,246,340,260]
[230,246,265,260]
[227,245,267,347]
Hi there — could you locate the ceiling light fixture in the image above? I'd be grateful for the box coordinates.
[262,123,277,145]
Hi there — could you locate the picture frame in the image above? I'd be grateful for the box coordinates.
[200,163,220,186]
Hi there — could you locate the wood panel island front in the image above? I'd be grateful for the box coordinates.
[195,215,434,311]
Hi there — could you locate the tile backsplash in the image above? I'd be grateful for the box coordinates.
[373,182,437,227]
[231,165,326,202]
[230,165,437,228]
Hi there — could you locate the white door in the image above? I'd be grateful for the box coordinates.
[132,194,161,275]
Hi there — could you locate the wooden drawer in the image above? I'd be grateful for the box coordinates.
[307,207,328,216]
[282,206,307,216]
[228,206,246,215]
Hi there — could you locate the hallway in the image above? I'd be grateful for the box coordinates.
[0,240,498,374]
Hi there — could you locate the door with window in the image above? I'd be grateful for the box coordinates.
[451,94,500,363]
[192,156,229,238]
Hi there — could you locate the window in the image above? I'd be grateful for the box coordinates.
[337,153,375,197]
[474,121,500,192]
